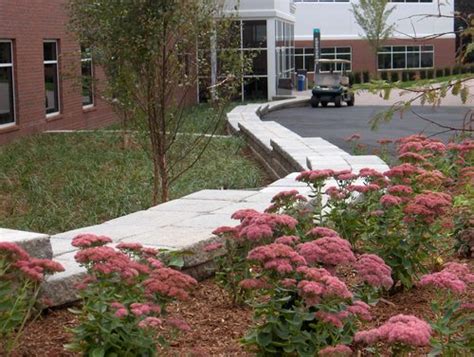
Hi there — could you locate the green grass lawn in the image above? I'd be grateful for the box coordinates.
[0,131,268,235]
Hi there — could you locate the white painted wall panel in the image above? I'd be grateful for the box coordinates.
[294,1,454,41]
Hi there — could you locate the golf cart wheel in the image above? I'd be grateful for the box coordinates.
[311,97,320,108]
[346,94,355,106]
[335,95,342,107]
[321,101,328,107]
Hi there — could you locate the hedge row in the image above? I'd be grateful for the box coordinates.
[349,65,474,84]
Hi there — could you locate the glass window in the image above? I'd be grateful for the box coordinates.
[44,41,60,116]
[242,20,267,48]
[0,41,15,125]
[377,45,434,70]
[81,47,94,107]
[320,47,352,72]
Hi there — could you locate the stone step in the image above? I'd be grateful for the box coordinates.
[0,228,52,259]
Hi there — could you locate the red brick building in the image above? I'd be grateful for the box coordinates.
[0,0,116,145]
[294,1,456,76]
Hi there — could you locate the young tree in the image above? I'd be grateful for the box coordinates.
[351,0,396,73]
[68,0,246,204]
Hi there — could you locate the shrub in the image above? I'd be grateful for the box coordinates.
[401,71,410,82]
[409,71,417,81]
[381,71,388,81]
[355,314,432,355]
[435,68,444,78]
[419,70,427,79]
[212,209,298,304]
[427,69,434,79]
[362,71,370,83]
[241,241,377,355]
[390,71,399,82]
[444,67,452,77]
[353,72,362,84]
[0,243,64,355]
[65,235,197,356]
[418,263,474,355]
[453,66,461,75]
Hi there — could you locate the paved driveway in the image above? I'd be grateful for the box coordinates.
[263,105,472,153]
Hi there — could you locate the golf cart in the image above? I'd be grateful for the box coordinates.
[311,59,354,108]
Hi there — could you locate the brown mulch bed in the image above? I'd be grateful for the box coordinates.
[13,260,474,356]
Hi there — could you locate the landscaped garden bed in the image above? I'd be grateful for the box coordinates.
[2,134,473,356]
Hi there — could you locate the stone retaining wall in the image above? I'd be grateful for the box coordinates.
[1,97,390,307]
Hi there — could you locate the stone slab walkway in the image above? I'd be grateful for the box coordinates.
[1,97,390,307]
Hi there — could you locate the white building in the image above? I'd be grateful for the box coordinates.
[213,0,297,101]
[293,0,456,74]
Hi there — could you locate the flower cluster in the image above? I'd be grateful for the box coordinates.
[355,254,393,289]
[355,314,432,347]
[318,344,352,356]
[418,262,474,293]
[69,234,197,355]
[247,243,306,274]
[0,242,64,354]
[0,242,64,282]
[143,267,197,301]
[297,266,353,305]
[71,233,113,248]
[404,191,452,223]
[297,236,356,268]
[224,210,298,242]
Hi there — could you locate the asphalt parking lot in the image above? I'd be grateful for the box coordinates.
[263,105,472,152]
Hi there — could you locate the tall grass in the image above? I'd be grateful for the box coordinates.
[0,131,266,235]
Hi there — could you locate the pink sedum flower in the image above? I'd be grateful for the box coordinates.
[355,254,393,289]
[130,303,152,316]
[297,236,355,267]
[306,227,340,238]
[203,242,223,252]
[143,267,197,301]
[116,242,143,252]
[318,344,352,356]
[71,234,112,248]
[114,308,128,318]
[275,235,301,246]
[347,300,372,321]
[239,278,270,290]
[247,243,306,274]
[0,242,30,261]
[138,317,162,329]
[380,194,403,207]
[355,314,432,347]
[418,271,466,293]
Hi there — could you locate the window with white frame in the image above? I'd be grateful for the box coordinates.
[44,40,60,116]
[0,40,15,126]
[198,19,269,102]
[378,45,434,70]
[295,47,351,72]
[81,46,94,108]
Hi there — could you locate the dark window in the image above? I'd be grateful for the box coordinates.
[378,45,434,70]
[243,77,268,100]
[81,47,93,107]
[44,41,60,115]
[242,20,267,48]
[0,41,15,125]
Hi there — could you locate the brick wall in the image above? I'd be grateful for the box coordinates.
[0,0,118,145]
[295,37,456,74]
